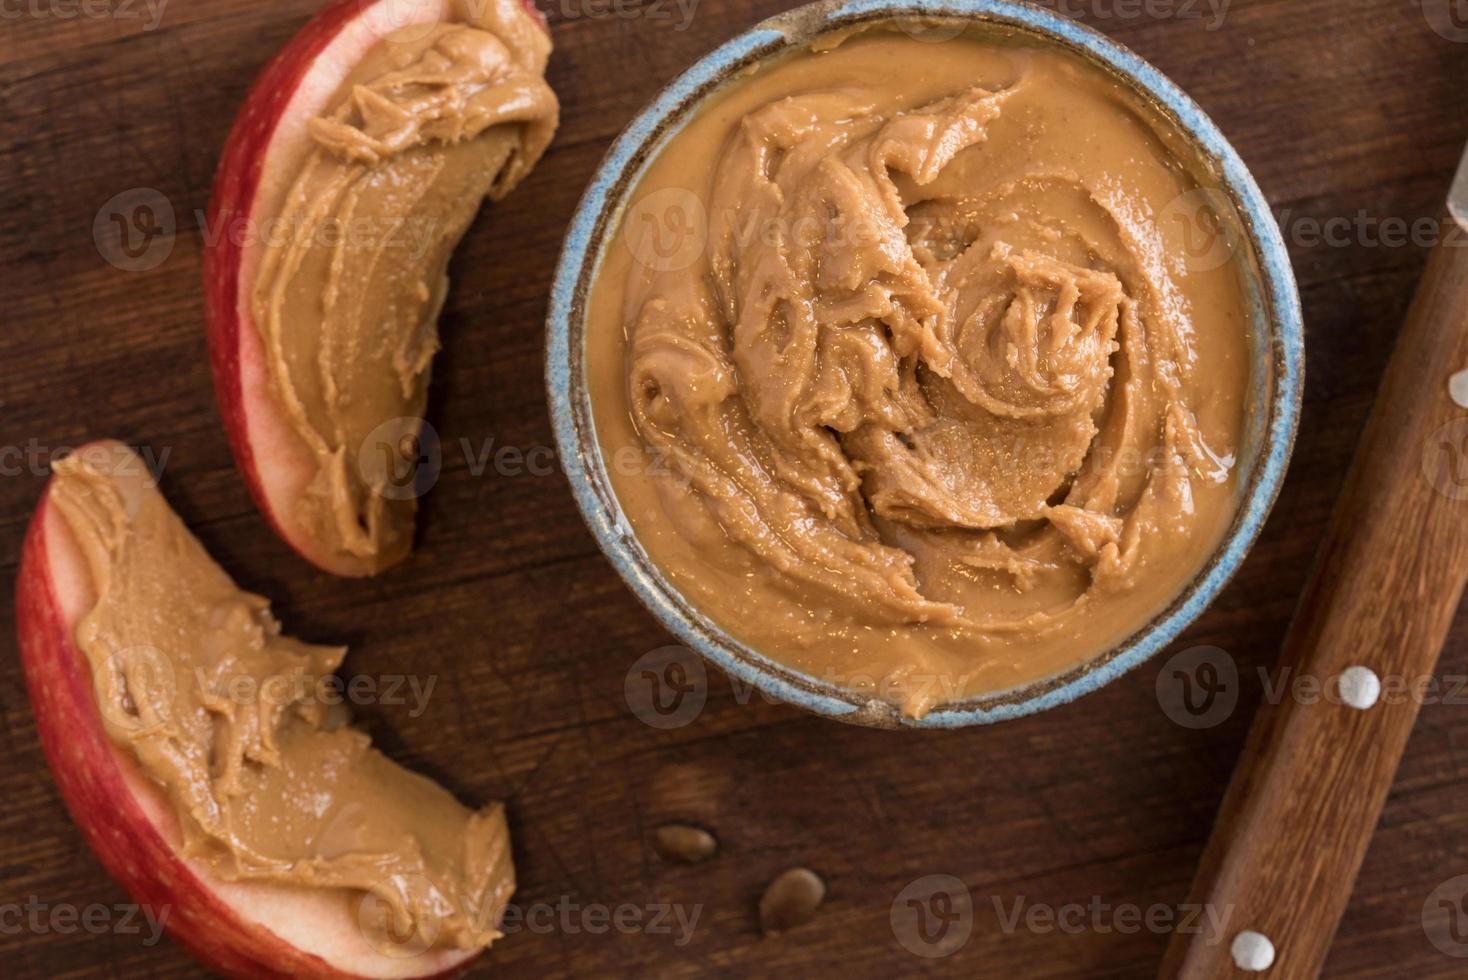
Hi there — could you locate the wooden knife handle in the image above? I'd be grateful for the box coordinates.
[1159,216,1468,979]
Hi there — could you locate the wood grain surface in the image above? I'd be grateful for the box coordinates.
[2,1,1468,977]
[1159,222,1468,978]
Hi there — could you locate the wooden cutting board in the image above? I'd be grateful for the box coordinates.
[2,0,1468,976]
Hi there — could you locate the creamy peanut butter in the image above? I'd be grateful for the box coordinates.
[588,29,1253,716]
[253,0,557,573]
[51,444,513,951]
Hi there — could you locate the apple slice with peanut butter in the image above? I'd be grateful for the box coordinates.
[206,0,558,576]
[17,440,512,976]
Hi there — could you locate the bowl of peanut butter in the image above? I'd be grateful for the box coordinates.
[547,0,1303,727]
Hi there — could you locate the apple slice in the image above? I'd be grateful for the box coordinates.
[204,0,553,577]
[16,441,497,978]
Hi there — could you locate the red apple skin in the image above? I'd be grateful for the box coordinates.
[204,0,549,577]
[16,455,482,978]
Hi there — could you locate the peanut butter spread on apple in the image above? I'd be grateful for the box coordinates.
[252,0,557,573]
[588,29,1253,716]
[50,444,513,952]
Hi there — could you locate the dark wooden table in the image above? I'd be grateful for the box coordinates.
[4,0,1468,976]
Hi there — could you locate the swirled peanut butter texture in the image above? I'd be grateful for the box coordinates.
[52,446,513,952]
[588,30,1252,716]
[253,0,557,572]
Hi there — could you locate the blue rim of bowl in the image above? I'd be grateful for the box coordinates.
[546,0,1304,728]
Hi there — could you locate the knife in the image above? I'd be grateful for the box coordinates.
[1159,143,1468,978]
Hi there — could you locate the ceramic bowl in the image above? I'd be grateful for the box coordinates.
[546,0,1303,728]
